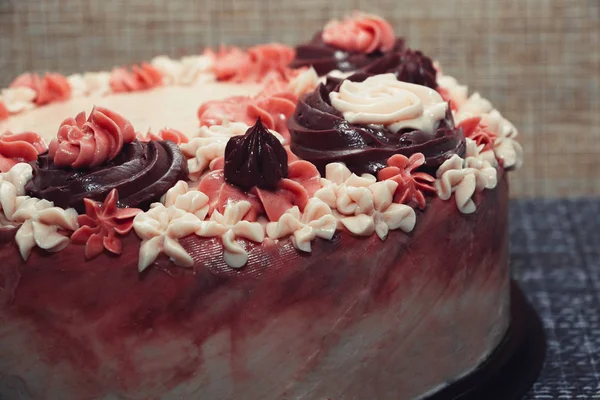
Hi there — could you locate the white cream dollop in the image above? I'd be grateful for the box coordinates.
[329,73,448,133]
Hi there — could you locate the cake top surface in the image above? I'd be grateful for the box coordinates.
[0,11,523,272]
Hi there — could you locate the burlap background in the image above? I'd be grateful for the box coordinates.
[0,0,598,198]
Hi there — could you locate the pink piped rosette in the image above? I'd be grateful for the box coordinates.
[211,44,296,83]
[0,131,47,173]
[137,128,189,145]
[322,12,395,54]
[48,106,136,169]
[109,63,163,93]
[197,68,319,142]
[10,72,71,106]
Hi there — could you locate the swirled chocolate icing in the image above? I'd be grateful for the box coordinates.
[288,79,465,176]
[290,33,406,76]
[25,140,188,213]
[291,33,439,89]
[361,48,438,89]
[224,119,288,191]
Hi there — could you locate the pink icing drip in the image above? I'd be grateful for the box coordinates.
[0,131,47,173]
[198,160,321,222]
[137,128,189,145]
[457,117,497,152]
[10,72,72,106]
[48,107,136,169]
[71,189,141,259]
[0,101,9,120]
[377,153,436,210]
[322,12,395,54]
[211,44,296,83]
[109,63,163,93]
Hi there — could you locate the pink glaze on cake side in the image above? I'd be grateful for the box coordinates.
[0,173,509,400]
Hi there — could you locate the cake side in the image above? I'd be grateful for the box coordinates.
[0,173,509,400]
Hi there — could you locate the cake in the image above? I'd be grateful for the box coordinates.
[0,12,523,400]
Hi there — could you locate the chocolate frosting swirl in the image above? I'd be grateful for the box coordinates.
[25,140,188,213]
[362,48,438,89]
[291,33,438,89]
[224,119,288,191]
[288,79,465,176]
[290,32,406,76]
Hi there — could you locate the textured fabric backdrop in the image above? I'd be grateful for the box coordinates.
[0,0,598,198]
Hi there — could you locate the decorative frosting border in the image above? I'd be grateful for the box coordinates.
[0,13,523,271]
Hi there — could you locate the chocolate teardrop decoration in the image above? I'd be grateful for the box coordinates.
[224,119,288,191]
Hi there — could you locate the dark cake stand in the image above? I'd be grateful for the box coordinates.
[426,280,546,400]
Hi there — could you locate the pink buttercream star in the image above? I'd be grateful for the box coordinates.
[71,189,141,259]
[377,153,436,210]
[457,117,498,152]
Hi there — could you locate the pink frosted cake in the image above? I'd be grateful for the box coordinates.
[0,12,523,400]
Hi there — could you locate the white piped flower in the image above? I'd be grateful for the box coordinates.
[82,72,112,96]
[437,74,468,109]
[161,181,210,220]
[314,162,376,210]
[493,137,523,170]
[0,163,77,259]
[67,74,88,98]
[133,204,203,272]
[266,198,337,252]
[434,151,498,214]
[181,122,250,180]
[339,180,416,239]
[151,55,215,86]
[196,201,264,268]
[1,87,36,114]
[0,163,33,196]
[447,81,523,171]
[181,138,228,180]
[14,201,78,260]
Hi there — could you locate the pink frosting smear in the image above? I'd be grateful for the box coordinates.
[0,131,47,173]
[110,63,164,93]
[458,117,498,151]
[199,160,321,222]
[211,44,296,83]
[378,153,437,210]
[137,128,189,145]
[10,72,72,106]
[322,12,395,54]
[48,106,136,169]
[197,83,299,141]
[71,189,141,259]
